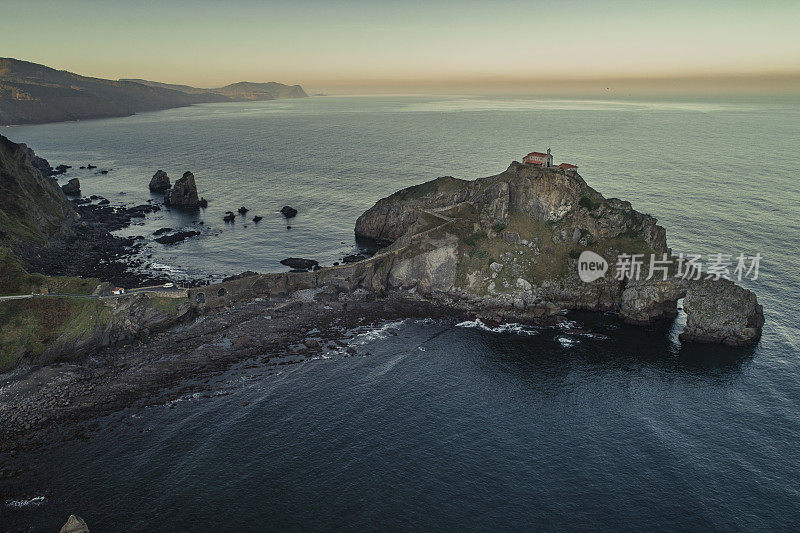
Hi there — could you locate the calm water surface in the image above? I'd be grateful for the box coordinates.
[2,96,799,531]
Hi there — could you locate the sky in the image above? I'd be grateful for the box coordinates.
[2,0,799,94]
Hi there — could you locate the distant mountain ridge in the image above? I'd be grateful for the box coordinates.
[123,79,309,100]
[0,58,307,125]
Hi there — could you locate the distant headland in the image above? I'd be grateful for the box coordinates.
[0,58,308,126]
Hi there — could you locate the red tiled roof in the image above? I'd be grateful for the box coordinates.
[558,163,578,169]
[526,152,547,157]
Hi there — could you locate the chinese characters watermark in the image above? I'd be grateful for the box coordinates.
[578,251,762,283]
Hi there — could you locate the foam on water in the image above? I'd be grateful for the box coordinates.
[456,318,540,336]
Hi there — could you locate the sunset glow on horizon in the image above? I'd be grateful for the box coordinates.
[2,0,799,95]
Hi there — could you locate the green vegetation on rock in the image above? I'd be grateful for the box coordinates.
[0,296,110,369]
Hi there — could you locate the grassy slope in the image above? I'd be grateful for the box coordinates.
[0,296,110,369]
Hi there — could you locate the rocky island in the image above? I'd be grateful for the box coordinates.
[0,134,764,469]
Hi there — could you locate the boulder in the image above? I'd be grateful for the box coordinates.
[60,515,89,533]
[223,213,235,222]
[164,171,200,209]
[252,215,263,223]
[281,205,298,218]
[238,206,249,214]
[61,178,81,195]
[149,170,171,192]
[280,257,318,270]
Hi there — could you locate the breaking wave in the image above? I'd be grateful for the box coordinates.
[455,319,540,336]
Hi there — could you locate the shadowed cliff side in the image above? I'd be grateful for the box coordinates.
[0,133,77,251]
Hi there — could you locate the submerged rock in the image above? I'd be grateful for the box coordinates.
[154,230,200,245]
[252,215,263,223]
[149,170,171,192]
[61,178,81,195]
[164,171,200,209]
[238,206,249,214]
[281,205,298,218]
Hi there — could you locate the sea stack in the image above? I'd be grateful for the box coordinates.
[164,171,200,209]
[149,170,171,192]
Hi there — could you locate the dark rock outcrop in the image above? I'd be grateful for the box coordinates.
[238,206,249,214]
[149,170,170,192]
[154,230,200,245]
[60,515,89,533]
[164,172,200,209]
[280,258,318,270]
[252,215,263,223]
[281,206,298,218]
[342,253,366,264]
[0,135,78,255]
[61,178,81,196]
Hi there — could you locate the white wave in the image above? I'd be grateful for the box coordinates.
[557,336,579,348]
[5,495,46,508]
[455,318,540,336]
[165,392,202,406]
[149,262,184,273]
[350,319,408,344]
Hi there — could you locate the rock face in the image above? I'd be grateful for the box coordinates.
[149,170,171,192]
[352,161,763,345]
[0,134,78,255]
[61,178,81,196]
[60,515,90,533]
[164,172,200,209]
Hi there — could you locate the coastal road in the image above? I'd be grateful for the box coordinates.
[0,286,187,302]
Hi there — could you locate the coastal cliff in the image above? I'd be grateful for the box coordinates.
[0,134,78,251]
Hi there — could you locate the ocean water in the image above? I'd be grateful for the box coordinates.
[3,95,800,530]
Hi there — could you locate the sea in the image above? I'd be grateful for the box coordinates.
[2,95,799,531]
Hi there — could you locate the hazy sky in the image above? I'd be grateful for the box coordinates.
[2,0,799,93]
